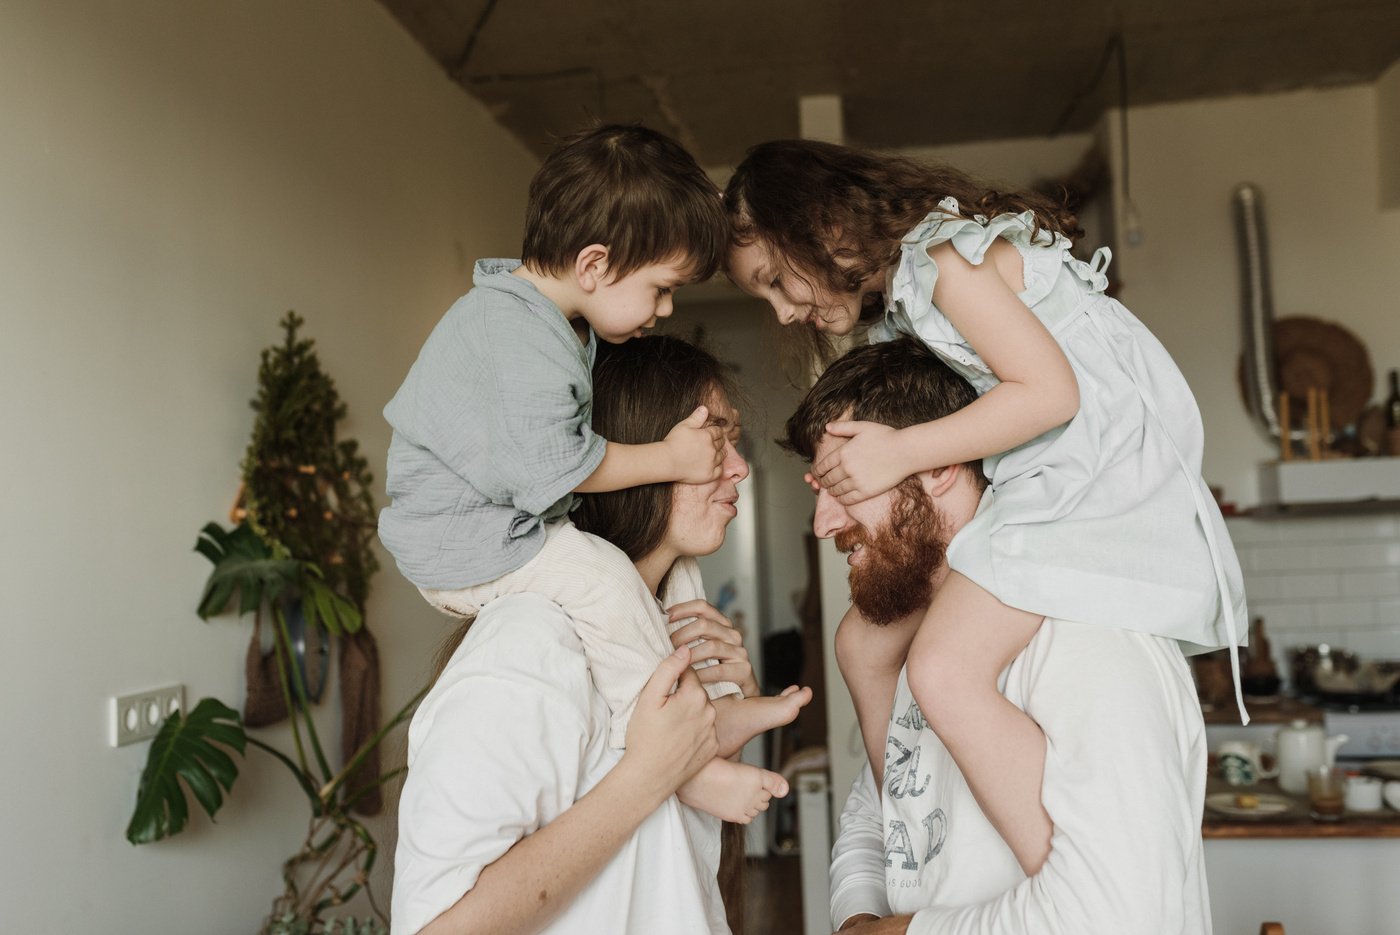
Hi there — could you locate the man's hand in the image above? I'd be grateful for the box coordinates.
[837,913,913,934]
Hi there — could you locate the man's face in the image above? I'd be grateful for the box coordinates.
[811,433,946,624]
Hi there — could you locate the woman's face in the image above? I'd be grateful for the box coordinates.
[727,238,879,336]
[661,390,749,558]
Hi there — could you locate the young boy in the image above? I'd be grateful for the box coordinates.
[381,125,801,822]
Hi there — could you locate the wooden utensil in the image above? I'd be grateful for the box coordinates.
[1306,387,1321,461]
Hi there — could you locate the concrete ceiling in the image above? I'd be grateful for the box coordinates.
[377,0,1400,166]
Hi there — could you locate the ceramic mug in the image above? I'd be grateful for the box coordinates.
[1219,741,1278,786]
[1344,775,1383,811]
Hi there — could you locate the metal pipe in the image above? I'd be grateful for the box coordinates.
[1233,183,1281,439]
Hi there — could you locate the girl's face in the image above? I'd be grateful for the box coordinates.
[727,239,880,336]
[660,391,749,559]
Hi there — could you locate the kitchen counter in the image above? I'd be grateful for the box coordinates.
[1200,694,1323,725]
[1202,776,1400,838]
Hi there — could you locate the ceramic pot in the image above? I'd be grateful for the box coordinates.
[1275,719,1349,795]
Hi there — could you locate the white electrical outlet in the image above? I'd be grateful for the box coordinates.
[111,685,186,747]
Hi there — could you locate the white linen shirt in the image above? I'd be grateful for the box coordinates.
[393,592,730,935]
[380,259,608,591]
[829,617,1212,935]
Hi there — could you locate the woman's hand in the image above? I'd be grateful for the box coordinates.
[813,421,921,505]
[837,914,913,934]
[422,646,721,935]
[620,646,719,800]
[667,598,760,698]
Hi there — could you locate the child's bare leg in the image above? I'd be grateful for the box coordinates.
[835,603,923,789]
[905,571,1050,876]
[677,757,789,824]
[710,686,812,758]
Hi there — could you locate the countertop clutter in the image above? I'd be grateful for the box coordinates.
[1202,774,1400,839]
[1201,695,1322,725]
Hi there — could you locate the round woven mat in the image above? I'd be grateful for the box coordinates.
[1272,316,1373,427]
[1243,316,1372,428]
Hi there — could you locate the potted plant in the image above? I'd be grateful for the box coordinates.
[125,314,423,934]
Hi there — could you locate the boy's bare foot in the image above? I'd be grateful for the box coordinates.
[677,757,789,824]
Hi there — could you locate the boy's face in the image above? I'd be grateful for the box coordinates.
[584,256,694,344]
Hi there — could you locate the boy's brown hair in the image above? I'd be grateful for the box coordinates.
[522,124,726,284]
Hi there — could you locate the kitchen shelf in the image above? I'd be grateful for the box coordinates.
[1201,696,1323,725]
[1254,457,1400,516]
[1202,776,1400,839]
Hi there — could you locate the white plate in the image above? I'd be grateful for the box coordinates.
[1363,759,1400,782]
[1205,792,1293,816]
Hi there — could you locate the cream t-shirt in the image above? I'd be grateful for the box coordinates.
[830,617,1211,935]
[393,592,729,935]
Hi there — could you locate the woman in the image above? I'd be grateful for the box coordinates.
[393,336,766,935]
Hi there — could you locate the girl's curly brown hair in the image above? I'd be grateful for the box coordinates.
[724,140,1083,371]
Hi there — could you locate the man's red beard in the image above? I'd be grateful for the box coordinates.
[834,477,946,625]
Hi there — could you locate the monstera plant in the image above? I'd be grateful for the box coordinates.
[126,314,425,935]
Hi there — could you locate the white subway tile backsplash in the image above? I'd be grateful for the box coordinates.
[1280,574,1342,601]
[1315,601,1378,629]
[1328,628,1400,658]
[1341,570,1400,597]
[1309,543,1400,570]
[1225,511,1400,661]
[1250,602,1317,630]
[1224,518,1279,544]
[1244,577,1285,601]
[1251,546,1314,572]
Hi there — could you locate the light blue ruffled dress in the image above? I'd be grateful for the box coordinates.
[871,198,1248,706]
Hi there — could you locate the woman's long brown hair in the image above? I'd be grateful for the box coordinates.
[432,335,737,672]
[430,334,749,931]
[725,138,1082,371]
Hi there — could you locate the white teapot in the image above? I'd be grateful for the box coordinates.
[1274,719,1349,794]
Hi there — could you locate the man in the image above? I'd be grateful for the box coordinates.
[782,338,1210,935]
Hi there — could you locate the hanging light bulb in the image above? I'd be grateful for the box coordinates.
[1123,197,1144,247]
[1115,32,1143,247]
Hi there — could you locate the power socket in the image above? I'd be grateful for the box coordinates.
[111,685,186,747]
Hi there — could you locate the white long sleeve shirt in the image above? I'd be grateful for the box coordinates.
[829,617,1211,935]
[393,592,729,935]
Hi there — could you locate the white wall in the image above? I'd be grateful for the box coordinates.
[0,1,536,929]
[900,133,1096,194]
[1377,59,1400,210]
[1109,85,1400,507]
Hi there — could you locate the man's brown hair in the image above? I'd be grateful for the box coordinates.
[780,337,988,489]
[522,124,727,283]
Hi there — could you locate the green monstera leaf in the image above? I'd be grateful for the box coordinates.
[194,522,360,635]
[126,698,247,844]
[195,522,301,619]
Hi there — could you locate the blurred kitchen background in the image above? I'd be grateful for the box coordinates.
[5,2,1400,934]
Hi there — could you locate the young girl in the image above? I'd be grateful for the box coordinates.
[724,140,1246,875]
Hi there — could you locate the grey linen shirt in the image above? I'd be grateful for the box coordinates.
[380,259,608,590]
